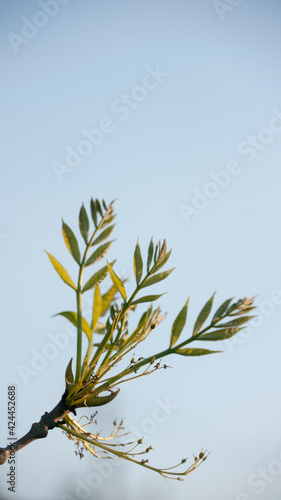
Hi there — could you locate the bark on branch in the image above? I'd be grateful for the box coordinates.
[0,392,71,465]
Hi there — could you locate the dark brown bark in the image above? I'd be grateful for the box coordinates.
[0,393,71,465]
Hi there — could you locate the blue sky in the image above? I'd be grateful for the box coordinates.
[1,1,281,499]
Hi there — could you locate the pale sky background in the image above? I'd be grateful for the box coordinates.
[1,1,281,499]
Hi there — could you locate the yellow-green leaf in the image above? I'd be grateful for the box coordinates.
[91,285,102,330]
[107,261,127,301]
[170,299,189,348]
[53,311,92,343]
[101,285,118,315]
[45,251,76,290]
[193,293,215,336]
[176,348,221,356]
[133,239,143,285]
[62,221,81,264]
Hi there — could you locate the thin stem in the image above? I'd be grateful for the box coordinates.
[57,420,206,480]
[93,265,162,378]
[75,224,102,382]
[75,279,83,382]
[90,317,227,396]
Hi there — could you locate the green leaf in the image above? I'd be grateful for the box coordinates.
[152,249,172,274]
[54,311,92,343]
[153,241,160,263]
[65,358,75,393]
[82,264,109,293]
[107,261,127,301]
[229,306,256,316]
[91,285,102,330]
[62,221,81,264]
[147,238,154,272]
[133,240,143,285]
[193,293,215,336]
[99,201,116,229]
[99,214,116,229]
[85,241,113,267]
[199,327,242,341]
[45,251,76,290]
[79,204,89,244]
[142,268,175,288]
[175,348,221,356]
[212,298,233,323]
[92,225,115,245]
[215,316,256,328]
[158,240,167,261]
[79,389,120,408]
[90,198,98,227]
[170,299,189,348]
[95,199,103,217]
[65,358,74,383]
[131,294,164,305]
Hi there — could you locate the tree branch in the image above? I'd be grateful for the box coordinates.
[0,392,71,465]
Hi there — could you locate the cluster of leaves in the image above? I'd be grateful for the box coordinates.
[46,198,256,481]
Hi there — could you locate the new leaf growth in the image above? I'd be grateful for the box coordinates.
[0,198,256,482]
